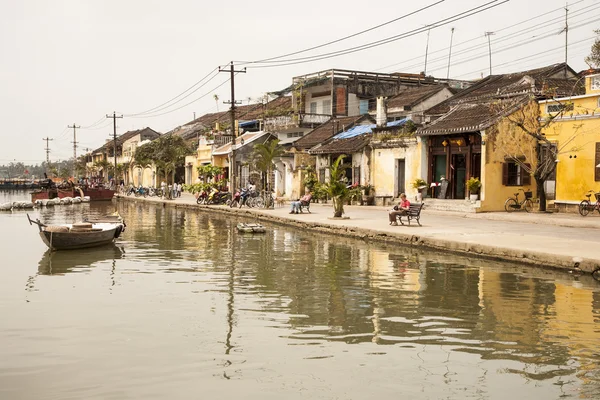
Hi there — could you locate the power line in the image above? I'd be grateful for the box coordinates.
[236,1,446,65]
[244,0,509,69]
[376,0,591,72]
[125,67,220,117]
[128,76,232,118]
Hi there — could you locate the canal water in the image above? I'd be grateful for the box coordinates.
[1,191,599,399]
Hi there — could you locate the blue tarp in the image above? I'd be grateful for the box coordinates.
[333,118,408,139]
[238,120,257,128]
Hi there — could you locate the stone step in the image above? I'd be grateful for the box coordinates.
[419,198,480,213]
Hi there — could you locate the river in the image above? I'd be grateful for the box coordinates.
[0,191,599,399]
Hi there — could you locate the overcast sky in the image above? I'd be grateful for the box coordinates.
[1,0,598,164]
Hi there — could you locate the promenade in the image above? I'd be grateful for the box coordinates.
[116,193,600,273]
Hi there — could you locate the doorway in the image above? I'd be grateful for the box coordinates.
[452,154,466,199]
[396,159,406,196]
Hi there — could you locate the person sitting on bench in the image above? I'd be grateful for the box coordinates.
[388,193,410,226]
[290,191,312,214]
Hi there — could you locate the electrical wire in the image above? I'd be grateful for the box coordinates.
[235,0,446,65]
[399,6,600,74]
[244,0,509,69]
[375,0,589,72]
[426,16,600,75]
[125,67,219,117]
[128,75,233,118]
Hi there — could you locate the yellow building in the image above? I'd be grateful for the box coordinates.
[540,72,600,212]
[419,63,582,212]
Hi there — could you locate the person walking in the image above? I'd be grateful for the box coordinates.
[389,193,411,226]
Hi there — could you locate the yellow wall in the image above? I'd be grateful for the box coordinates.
[540,88,600,203]
[479,103,539,212]
[370,138,421,199]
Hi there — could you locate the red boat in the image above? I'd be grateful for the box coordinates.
[31,186,115,202]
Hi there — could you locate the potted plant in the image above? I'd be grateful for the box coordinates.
[466,177,481,201]
[411,178,428,201]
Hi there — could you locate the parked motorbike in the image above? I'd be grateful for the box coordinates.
[207,188,230,205]
[196,190,208,205]
[228,189,241,208]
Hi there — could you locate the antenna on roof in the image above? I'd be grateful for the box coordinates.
[484,32,495,76]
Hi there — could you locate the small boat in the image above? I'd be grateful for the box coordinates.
[27,214,125,251]
[236,222,266,233]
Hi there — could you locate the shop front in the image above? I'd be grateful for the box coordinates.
[426,134,481,199]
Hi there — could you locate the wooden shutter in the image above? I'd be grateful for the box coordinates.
[502,162,508,186]
[595,143,600,182]
[522,164,531,186]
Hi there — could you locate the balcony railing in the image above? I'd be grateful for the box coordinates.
[300,113,331,125]
[213,135,233,147]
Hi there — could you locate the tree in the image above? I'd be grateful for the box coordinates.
[324,155,351,218]
[135,135,193,185]
[213,94,220,112]
[250,139,284,208]
[492,98,583,211]
[93,160,111,180]
[585,29,600,68]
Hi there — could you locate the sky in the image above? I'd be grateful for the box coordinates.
[0,0,598,165]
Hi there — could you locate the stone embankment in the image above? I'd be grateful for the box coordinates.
[115,194,600,274]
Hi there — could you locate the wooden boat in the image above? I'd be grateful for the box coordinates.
[31,186,115,202]
[27,214,125,251]
[236,222,266,233]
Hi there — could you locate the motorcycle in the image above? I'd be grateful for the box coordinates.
[207,188,230,205]
[196,190,208,205]
[125,185,136,196]
[228,189,241,208]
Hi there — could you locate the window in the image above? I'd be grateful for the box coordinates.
[310,102,317,114]
[595,143,600,182]
[241,165,250,187]
[286,132,304,138]
[546,103,573,114]
[502,161,531,186]
[591,76,600,91]
[322,100,331,115]
[353,166,361,185]
[319,168,326,183]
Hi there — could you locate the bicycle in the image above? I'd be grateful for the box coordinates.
[578,190,600,216]
[504,188,533,213]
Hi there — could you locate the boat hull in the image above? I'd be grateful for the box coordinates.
[39,226,122,251]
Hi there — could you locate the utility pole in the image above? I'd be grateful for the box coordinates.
[447,27,455,80]
[219,61,246,192]
[42,137,53,171]
[423,26,432,76]
[106,112,123,184]
[485,32,495,76]
[68,123,80,179]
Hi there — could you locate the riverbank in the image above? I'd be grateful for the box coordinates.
[115,194,600,274]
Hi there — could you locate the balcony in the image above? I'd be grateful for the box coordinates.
[264,113,332,131]
[300,113,331,125]
[213,135,233,147]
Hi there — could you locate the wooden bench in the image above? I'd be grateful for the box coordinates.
[298,199,311,213]
[396,203,424,226]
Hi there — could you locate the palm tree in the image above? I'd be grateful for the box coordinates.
[325,155,350,218]
[214,94,220,112]
[251,139,284,208]
[93,160,111,181]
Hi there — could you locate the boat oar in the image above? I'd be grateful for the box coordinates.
[27,214,46,231]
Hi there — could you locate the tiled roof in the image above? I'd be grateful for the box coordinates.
[425,63,581,116]
[385,85,448,110]
[293,115,373,150]
[309,134,372,155]
[418,97,528,136]
[172,96,292,140]
[92,127,160,154]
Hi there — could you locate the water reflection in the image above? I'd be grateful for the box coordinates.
[37,245,124,275]
[1,192,599,399]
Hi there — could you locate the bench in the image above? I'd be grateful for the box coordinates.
[298,199,311,213]
[396,203,424,226]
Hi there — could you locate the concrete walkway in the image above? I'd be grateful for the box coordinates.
[116,193,600,273]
